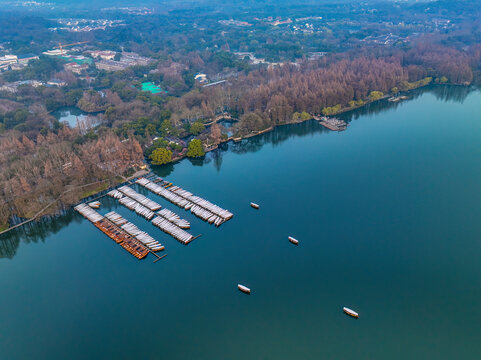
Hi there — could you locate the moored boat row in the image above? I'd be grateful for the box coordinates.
[118,185,162,211]
[107,191,156,220]
[74,205,149,259]
[104,211,165,252]
[136,177,233,227]
[152,216,195,245]
[157,208,190,229]
[74,203,103,223]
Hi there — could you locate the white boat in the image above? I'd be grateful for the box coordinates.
[288,236,299,245]
[88,201,101,209]
[238,284,251,294]
[250,203,260,209]
[343,307,359,318]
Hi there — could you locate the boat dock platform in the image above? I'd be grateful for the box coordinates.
[318,116,348,131]
[107,187,200,245]
[74,204,165,262]
[136,177,233,227]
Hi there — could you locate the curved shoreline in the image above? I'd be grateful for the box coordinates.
[0,83,471,234]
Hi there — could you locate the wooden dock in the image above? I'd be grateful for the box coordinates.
[94,219,149,259]
[318,116,348,131]
[74,204,165,262]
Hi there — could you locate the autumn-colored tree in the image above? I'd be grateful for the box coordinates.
[210,123,222,142]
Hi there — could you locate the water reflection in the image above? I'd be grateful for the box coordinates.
[2,85,479,259]
[0,211,78,259]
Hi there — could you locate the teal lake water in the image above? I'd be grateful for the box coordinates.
[2,86,481,359]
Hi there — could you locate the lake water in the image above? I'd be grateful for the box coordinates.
[2,86,481,359]
[53,106,99,129]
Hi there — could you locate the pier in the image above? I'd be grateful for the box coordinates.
[107,190,155,220]
[152,216,197,245]
[104,211,165,252]
[72,175,231,259]
[157,208,190,229]
[107,186,200,245]
[118,185,162,211]
[74,204,165,262]
[136,177,233,227]
[317,116,348,131]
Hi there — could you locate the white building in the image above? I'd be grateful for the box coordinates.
[87,50,117,60]
[43,49,65,56]
[0,55,18,70]
[194,73,208,83]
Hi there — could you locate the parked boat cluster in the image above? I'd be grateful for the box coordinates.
[170,185,234,222]
[107,189,123,199]
[75,203,103,223]
[104,211,164,252]
[107,184,198,245]
[77,174,231,260]
[118,186,161,211]
[152,216,194,245]
[74,204,150,259]
[136,177,189,207]
[107,190,155,220]
[157,208,190,229]
[136,177,233,227]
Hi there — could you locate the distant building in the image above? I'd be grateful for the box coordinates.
[0,55,18,71]
[43,49,65,56]
[0,84,17,93]
[272,18,293,26]
[194,73,208,83]
[60,55,92,65]
[121,52,154,66]
[0,80,44,93]
[47,79,67,87]
[95,60,129,72]
[87,50,116,60]
[95,52,154,72]
[64,62,89,74]
[17,54,39,64]
[0,54,18,65]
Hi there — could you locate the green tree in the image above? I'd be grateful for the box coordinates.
[150,147,172,165]
[322,104,342,116]
[160,119,174,137]
[369,91,384,101]
[189,121,205,135]
[187,139,205,158]
[300,111,311,121]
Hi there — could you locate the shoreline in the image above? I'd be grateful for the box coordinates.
[166,82,445,165]
[0,83,468,234]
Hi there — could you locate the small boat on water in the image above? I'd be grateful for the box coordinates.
[343,307,359,318]
[88,201,101,209]
[238,284,251,294]
[250,203,260,209]
[288,236,299,245]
